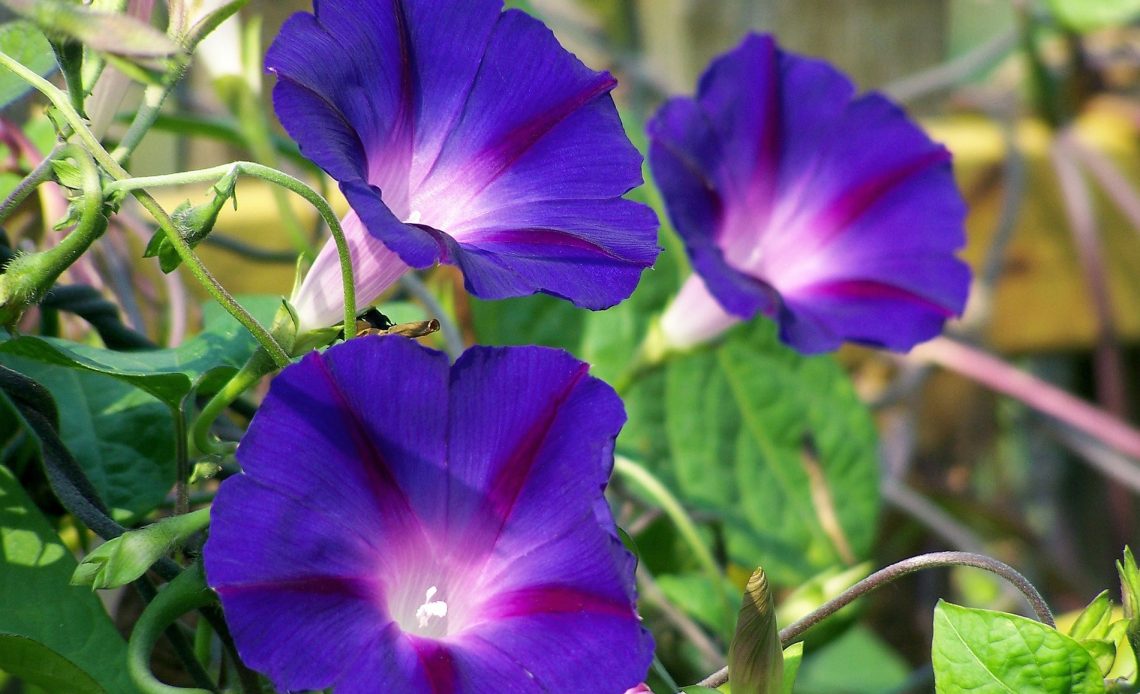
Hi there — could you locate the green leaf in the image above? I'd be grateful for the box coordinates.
[0,21,56,109]
[470,293,584,352]
[0,295,280,406]
[0,466,137,692]
[0,634,102,694]
[1046,0,1140,32]
[1118,547,1140,672]
[1080,638,1119,677]
[657,572,741,635]
[2,0,180,59]
[775,563,872,628]
[796,625,910,694]
[1071,591,1116,641]
[932,600,1106,694]
[781,642,804,694]
[0,354,174,521]
[728,567,783,694]
[661,320,880,586]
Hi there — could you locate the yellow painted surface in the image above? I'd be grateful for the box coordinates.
[929,103,1140,352]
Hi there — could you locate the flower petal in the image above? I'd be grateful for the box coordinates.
[648,33,970,353]
[291,209,413,332]
[207,338,650,691]
[270,1,658,324]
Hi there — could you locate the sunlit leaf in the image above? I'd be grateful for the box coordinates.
[660,320,880,586]
[932,601,1105,693]
[0,466,137,692]
[781,642,804,694]
[0,295,280,406]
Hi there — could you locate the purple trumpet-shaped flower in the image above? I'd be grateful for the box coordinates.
[648,34,970,354]
[269,0,659,332]
[204,336,653,692]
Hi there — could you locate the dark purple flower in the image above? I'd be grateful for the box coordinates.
[268,0,659,331]
[204,336,652,692]
[647,34,970,354]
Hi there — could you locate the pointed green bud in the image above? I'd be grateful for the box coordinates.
[145,167,238,273]
[71,508,210,589]
[728,566,783,694]
[1118,547,1140,661]
[1071,590,1116,641]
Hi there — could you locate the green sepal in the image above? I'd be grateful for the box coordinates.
[71,508,210,589]
[1119,547,1140,664]
[1072,591,1117,642]
[144,167,239,273]
[781,641,804,694]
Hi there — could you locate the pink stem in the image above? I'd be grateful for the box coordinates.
[913,336,1140,461]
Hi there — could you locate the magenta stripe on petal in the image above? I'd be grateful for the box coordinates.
[205,338,652,693]
[648,32,970,354]
[480,586,635,620]
[804,148,951,251]
[272,0,658,329]
[410,638,458,694]
[485,363,589,526]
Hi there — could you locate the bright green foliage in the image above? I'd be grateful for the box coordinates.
[728,567,783,694]
[1046,0,1140,31]
[0,21,55,109]
[1117,548,1140,680]
[933,601,1106,694]
[781,642,804,694]
[660,321,880,586]
[0,295,280,406]
[0,466,137,693]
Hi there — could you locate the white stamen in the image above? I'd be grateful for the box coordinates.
[415,585,448,629]
[406,210,423,225]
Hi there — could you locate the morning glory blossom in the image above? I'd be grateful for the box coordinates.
[204,336,653,692]
[269,0,659,332]
[648,34,970,354]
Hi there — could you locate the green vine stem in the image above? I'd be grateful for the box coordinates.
[0,49,291,367]
[613,455,732,634]
[696,551,1054,689]
[106,161,358,332]
[110,0,249,164]
[191,347,276,456]
[0,143,63,225]
[0,144,106,324]
[127,562,218,694]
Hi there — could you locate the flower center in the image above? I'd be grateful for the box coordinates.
[415,586,448,630]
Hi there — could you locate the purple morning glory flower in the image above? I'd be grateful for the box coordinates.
[269,0,659,332]
[648,34,970,354]
[203,336,653,692]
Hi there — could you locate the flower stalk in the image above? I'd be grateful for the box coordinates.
[697,551,1053,689]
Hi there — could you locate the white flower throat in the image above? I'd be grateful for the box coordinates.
[414,585,448,629]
